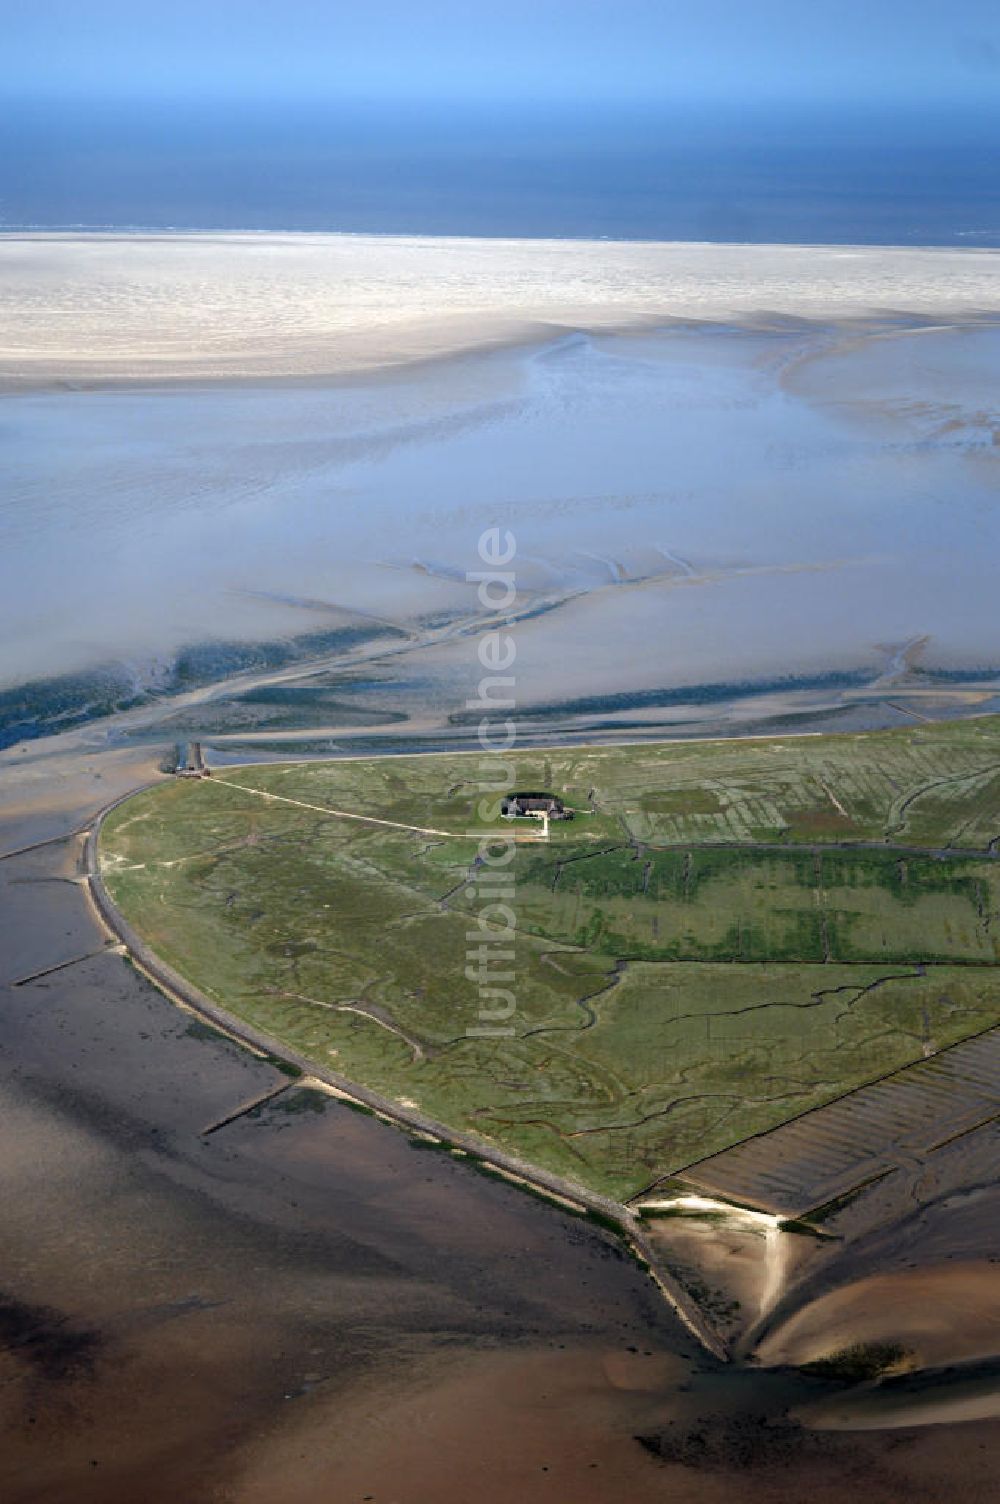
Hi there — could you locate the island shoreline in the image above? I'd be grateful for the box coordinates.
[83,781,731,1362]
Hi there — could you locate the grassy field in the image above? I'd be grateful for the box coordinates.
[100,717,1000,1200]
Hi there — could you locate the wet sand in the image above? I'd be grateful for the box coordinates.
[231,1346,1000,1503]
[758,1264,1000,1374]
[5,318,1000,701]
[1,234,999,700]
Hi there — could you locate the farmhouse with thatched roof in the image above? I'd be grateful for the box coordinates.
[500,792,572,820]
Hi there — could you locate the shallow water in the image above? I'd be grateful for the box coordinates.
[4,320,999,703]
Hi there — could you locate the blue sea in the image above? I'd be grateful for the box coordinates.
[2,100,999,245]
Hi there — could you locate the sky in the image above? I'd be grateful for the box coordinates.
[4,0,1000,109]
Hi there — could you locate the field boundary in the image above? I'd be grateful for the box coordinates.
[662,1024,1000,1216]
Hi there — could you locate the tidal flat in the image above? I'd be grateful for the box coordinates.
[2,235,1000,743]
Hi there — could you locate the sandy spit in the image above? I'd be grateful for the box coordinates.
[3,231,1000,388]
